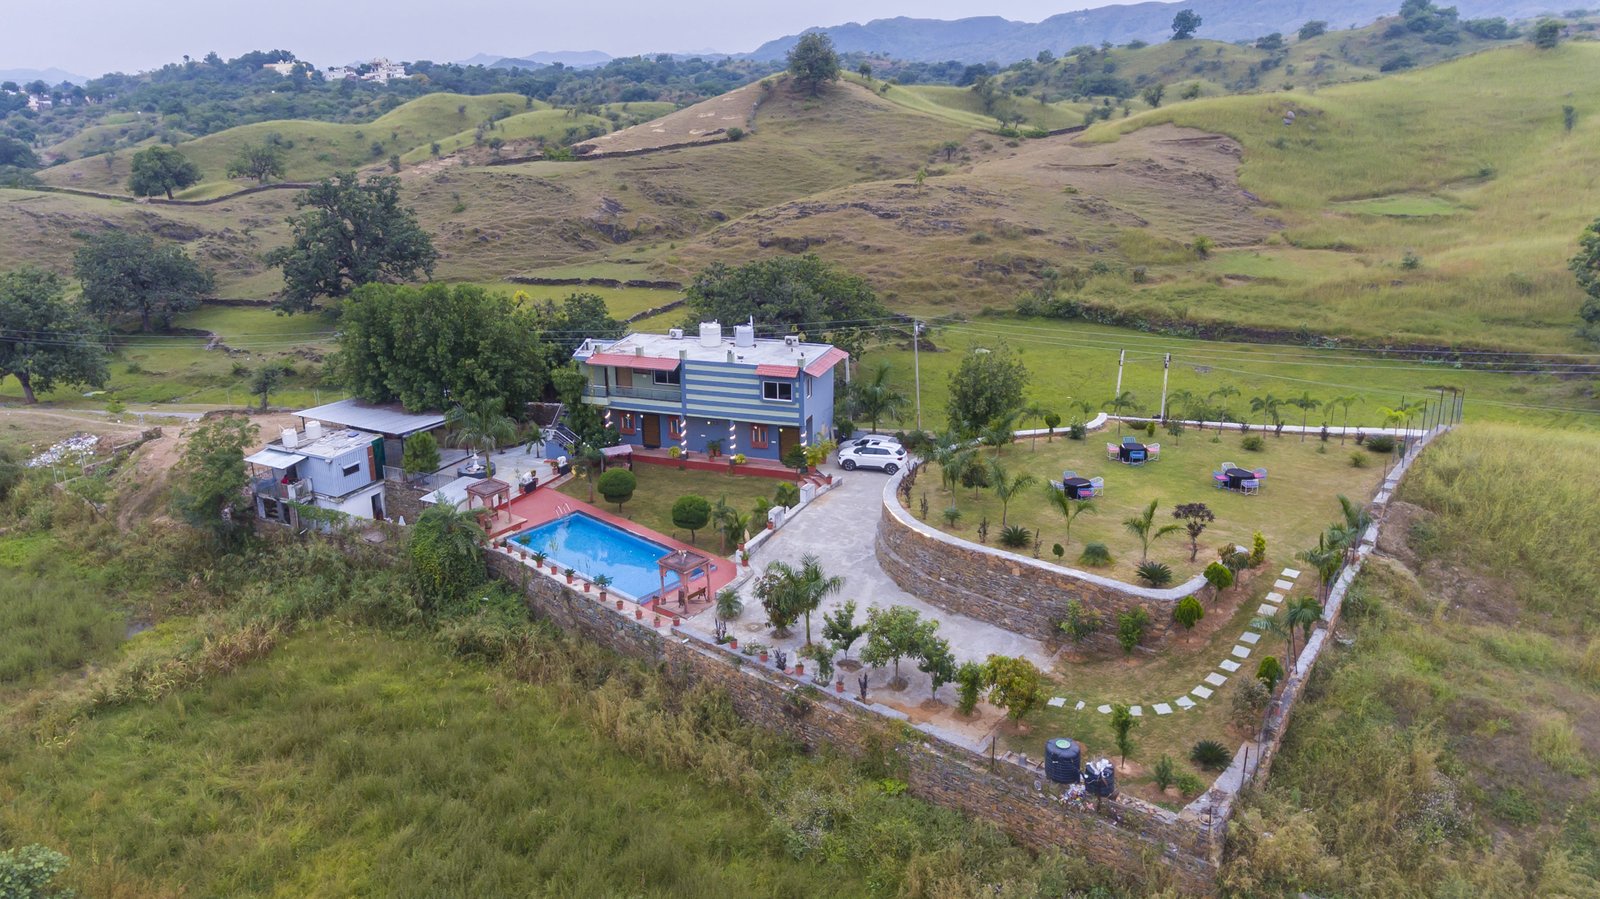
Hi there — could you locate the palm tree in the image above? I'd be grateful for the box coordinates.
[1104,391,1138,433]
[1208,385,1241,430]
[766,553,844,646]
[1167,388,1199,427]
[1123,498,1181,563]
[850,361,908,433]
[1328,394,1361,444]
[1296,534,1343,601]
[1250,609,1296,663]
[1021,402,1051,450]
[989,461,1037,527]
[1288,391,1321,442]
[520,421,544,454]
[410,504,488,609]
[1285,596,1323,657]
[979,412,1018,456]
[1043,485,1096,545]
[1249,394,1284,435]
[448,397,518,463]
[929,436,966,503]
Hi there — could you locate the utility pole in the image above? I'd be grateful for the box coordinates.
[913,320,923,432]
[1113,350,1125,433]
[1158,353,1171,422]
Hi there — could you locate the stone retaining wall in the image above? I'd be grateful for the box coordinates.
[875,471,1202,649]
[486,550,1221,893]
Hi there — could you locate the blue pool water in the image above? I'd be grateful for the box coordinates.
[511,513,696,599]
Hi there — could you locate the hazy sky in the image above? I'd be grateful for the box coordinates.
[5,0,1096,77]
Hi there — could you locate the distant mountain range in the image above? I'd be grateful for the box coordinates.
[0,67,89,86]
[747,0,1556,64]
[453,50,613,69]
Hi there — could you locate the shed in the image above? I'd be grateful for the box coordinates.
[295,399,448,476]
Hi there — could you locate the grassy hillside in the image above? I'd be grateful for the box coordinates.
[869,78,1089,130]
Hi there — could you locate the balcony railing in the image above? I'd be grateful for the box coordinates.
[582,384,682,402]
[252,477,314,502]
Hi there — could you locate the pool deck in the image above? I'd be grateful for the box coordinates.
[488,479,741,607]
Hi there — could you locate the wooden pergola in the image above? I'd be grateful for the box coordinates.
[656,548,711,611]
[465,477,511,513]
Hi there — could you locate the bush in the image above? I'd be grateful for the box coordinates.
[401,431,441,477]
[1136,560,1174,587]
[998,524,1032,548]
[671,494,712,541]
[1058,599,1102,644]
[0,844,74,898]
[941,505,962,527]
[1256,655,1284,690]
[1366,434,1397,453]
[725,126,745,141]
[1231,677,1270,726]
[1116,608,1149,654]
[1241,434,1265,452]
[1174,771,1206,797]
[1079,543,1113,566]
[955,661,985,714]
[1350,451,1369,468]
[959,463,992,489]
[1249,531,1267,568]
[1068,422,1087,440]
[596,469,636,512]
[1190,739,1232,770]
[1153,755,1176,791]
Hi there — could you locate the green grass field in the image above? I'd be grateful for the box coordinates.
[559,464,781,548]
[867,78,1089,131]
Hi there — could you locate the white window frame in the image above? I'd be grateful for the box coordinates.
[762,381,793,402]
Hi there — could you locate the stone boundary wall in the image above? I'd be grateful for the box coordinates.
[875,468,1204,648]
[485,550,1222,893]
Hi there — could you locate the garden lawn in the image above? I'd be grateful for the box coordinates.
[914,426,1386,584]
[559,463,787,549]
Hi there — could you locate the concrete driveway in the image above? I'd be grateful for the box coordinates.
[707,459,1057,698]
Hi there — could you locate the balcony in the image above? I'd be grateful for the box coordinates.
[581,384,683,403]
[252,477,314,502]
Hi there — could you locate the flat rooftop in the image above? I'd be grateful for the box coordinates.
[274,427,375,461]
[294,398,446,437]
[579,328,846,373]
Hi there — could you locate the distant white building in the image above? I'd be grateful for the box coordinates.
[26,94,51,111]
[364,58,410,84]
[262,61,309,77]
[325,65,358,80]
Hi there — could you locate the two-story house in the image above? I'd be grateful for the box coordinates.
[573,322,847,462]
[245,421,388,525]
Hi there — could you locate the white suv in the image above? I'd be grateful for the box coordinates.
[838,442,906,474]
[841,434,902,450]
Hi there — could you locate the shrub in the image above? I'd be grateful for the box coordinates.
[1533,714,1586,775]
[1241,434,1265,452]
[1366,434,1397,453]
[959,463,992,489]
[1400,250,1421,270]
[1173,595,1204,634]
[1190,739,1231,770]
[1079,542,1113,567]
[1153,755,1176,791]
[726,126,745,141]
[955,661,985,714]
[1256,655,1284,690]
[1058,599,1102,644]
[941,505,962,527]
[1136,560,1174,586]
[595,468,636,512]
[999,524,1032,548]
[1116,608,1149,654]
[1174,771,1206,797]
[0,844,74,898]
[1231,677,1270,726]
[1350,451,1369,468]
[402,431,441,477]
[1068,422,1087,440]
[670,494,712,541]
[773,482,800,509]
[1249,531,1267,568]
[1203,561,1234,600]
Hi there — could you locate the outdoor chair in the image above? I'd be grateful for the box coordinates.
[1063,470,1077,480]
[1090,477,1105,496]
[1253,467,1267,479]
[1050,480,1065,492]
[1122,436,1137,446]
[1106,443,1121,460]
[1146,443,1161,461]
[1220,461,1236,471]
[1241,479,1261,496]
[1213,472,1228,489]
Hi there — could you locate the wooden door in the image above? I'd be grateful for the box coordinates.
[642,414,662,448]
[778,427,800,459]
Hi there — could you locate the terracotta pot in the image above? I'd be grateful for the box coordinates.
[565,575,574,585]
[835,680,845,693]
[634,609,643,620]
[672,617,681,626]
[728,638,738,650]
[599,589,608,601]
[582,582,591,593]
[794,662,804,675]
[549,563,558,574]
[759,652,769,663]
[616,599,624,610]
[653,615,662,627]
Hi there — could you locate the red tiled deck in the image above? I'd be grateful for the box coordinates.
[630,447,803,481]
[488,479,741,609]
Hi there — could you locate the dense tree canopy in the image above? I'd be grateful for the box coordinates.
[683,255,886,357]
[0,267,108,404]
[334,283,547,411]
[788,32,842,96]
[1170,10,1203,40]
[73,230,214,332]
[266,173,438,312]
[226,141,286,183]
[169,415,258,547]
[1571,216,1600,341]
[128,145,202,198]
[946,343,1029,434]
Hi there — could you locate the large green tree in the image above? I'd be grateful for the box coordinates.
[128,145,202,198]
[226,141,286,184]
[169,415,259,547]
[266,172,438,312]
[849,360,908,432]
[334,283,547,411]
[1170,9,1203,40]
[409,504,487,611]
[0,267,108,404]
[683,255,886,357]
[860,604,938,688]
[74,230,214,332]
[787,32,841,96]
[946,343,1028,434]
[1571,216,1600,340]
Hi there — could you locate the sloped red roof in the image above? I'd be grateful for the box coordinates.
[754,363,800,378]
[803,347,849,377]
[586,353,680,371]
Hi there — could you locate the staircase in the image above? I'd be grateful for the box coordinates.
[545,403,580,454]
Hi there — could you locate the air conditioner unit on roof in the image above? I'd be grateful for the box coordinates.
[783,335,800,348]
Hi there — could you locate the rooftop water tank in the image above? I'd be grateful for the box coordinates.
[734,324,756,347]
[698,322,722,347]
[1043,738,1082,785]
[281,427,299,449]
[304,420,324,443]
[1083,758,1117,798]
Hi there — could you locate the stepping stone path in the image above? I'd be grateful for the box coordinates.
[1067,566,1306,714]
[1075,701,1085,711]
[1047,696,1067,708]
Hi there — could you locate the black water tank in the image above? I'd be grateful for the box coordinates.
[1043,738,1082,784]
[1083,758,1117,798]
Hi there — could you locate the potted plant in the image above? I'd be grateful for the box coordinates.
[634,607,643,620]
[669,446,685,469]
[728,636,739,650]
[594,574,612,599]
[836,678,846,692]
[581,578,591,593]
[616,598,625,610]
[759,647,770,664]
[706,438,722,460]
[563,567,576,585]
[653,614,662,627]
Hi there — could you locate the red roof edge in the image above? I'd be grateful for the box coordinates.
[586,352,680,371]
[755,363,801,378]
[803,347,849,377]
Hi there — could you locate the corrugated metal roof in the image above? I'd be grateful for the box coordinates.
[754,363,800,378]
[803,347,849,377]
[293,398,446,437]
[586,352,681,371]
[244,448,306,468]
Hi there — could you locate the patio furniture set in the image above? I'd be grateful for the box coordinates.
[1213,462,1268,495]
[1050,471,1105,499]
[1105,436,1161,465]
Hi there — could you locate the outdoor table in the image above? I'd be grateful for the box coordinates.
[1224,467,1254,490]
[1063,476,1092,499]
[1119,442,1147,463]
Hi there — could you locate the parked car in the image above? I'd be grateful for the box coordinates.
[838,442,906,474]
[841,433,902,450]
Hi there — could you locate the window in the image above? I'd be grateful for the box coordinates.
[762,381,793,401]
[668,417,685,440]
[652,368,681,386]
[341,461,363,476]
[806,377,813,398]
[619,413,637,435]
[750,425,770,449]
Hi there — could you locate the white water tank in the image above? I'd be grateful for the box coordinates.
[734,324,756,347]
[281,427,298,449]
[304,420,324,443]
[698,322,722,347]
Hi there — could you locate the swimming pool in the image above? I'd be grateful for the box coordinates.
[510,513,696,600]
